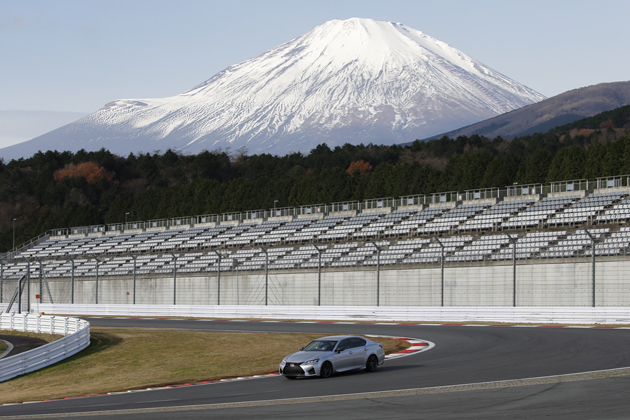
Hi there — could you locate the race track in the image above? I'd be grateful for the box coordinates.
[2,318,630,419]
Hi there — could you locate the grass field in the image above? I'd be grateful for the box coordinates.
[0,328,411,404]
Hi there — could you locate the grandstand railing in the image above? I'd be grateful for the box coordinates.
[266,207,297,218]
[431,191,458,204]
[506,183,543,197]
[364,197,395,210]
[547,179,591,195]
[596,175,630,190]
[69,225,104,235]
[397,194,429,207]
[330,201,361,212]
[2,230,56,260]
[463,188,501,201]
[299,204,328,215]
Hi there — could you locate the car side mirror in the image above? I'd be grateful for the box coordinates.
[299,347,304,351]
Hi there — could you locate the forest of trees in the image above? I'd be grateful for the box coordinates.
[1,105,629,253]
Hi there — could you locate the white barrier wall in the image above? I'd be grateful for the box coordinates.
[0,313,90,382]
[4,258,630,307]
[37,303,630,325]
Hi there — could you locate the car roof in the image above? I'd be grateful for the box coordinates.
[314,335,370,341]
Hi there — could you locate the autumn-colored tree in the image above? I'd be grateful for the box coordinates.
[53,162,114,184]
[346,160,373,176]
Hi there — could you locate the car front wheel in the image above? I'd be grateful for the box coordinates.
[365,355,378,372]
[320,361,333,378]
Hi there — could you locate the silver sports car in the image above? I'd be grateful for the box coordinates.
[279,335,385,379]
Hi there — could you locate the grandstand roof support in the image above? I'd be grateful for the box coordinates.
[21,256,30,313]
[35,257,53,305]
[585,230,596,307]
[94,258,99,305]
[128,255,137,305]
[507,234,517,307]
[69,257,75,304]
[313,244,322,306]
[260,247,268,306]
[171,253,178,305]
[435,238,445,307]
[213,250,222,305]
[37,258,42,304]
[370,241,381,307]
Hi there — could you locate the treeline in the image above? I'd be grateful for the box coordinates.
[1,105,630,252]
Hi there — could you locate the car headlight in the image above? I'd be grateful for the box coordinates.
[302,358,319,365]
[280,359,287,366]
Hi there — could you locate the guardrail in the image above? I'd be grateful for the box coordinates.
[0,313,90,383]
[37,304,630,325]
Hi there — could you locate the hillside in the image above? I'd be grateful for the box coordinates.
[411,81,630,142]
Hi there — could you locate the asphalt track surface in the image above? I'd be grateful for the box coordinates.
[0,334,47,358]
[2,318,630,419]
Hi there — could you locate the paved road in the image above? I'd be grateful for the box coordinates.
[1,318,630,419]
[0,334,48,358]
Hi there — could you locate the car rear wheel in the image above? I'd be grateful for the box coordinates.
[365,355,378,372]
[320,361,333,378]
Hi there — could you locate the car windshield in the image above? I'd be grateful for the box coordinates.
[302,340,337,352]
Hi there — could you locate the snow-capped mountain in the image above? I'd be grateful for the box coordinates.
[2,18,545,159]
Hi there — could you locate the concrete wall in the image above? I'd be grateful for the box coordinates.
[3,258,630,307]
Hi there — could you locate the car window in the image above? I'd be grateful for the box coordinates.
[336,338,352,351]
[303,340,337,351]
[350,338,366,348]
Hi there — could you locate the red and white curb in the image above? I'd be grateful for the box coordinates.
[82,316,630,329]
[385,337,435,359]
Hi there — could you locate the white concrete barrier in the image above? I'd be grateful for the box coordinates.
[38,303,630,325]
[0,313,90,382]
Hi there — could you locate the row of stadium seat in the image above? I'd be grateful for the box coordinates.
[4,227,628,279]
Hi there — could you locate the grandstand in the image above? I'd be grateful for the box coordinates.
[3,175,630,307]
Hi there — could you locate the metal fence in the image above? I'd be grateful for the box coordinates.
[0,313,90,382]
[3,253,630,308]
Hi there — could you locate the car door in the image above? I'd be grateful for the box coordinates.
[333,338,354,371]
[350,337,368,368]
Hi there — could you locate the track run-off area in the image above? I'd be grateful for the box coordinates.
[2,318,630,419]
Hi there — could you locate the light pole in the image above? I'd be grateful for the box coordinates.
[12,218,16,252]
[125,212,130,224]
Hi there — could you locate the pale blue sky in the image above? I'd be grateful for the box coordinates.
[0,0,628,145]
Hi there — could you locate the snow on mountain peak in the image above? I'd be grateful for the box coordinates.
[9,18,545,158]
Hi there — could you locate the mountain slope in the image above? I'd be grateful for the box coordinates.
[1,18,544,160]
[416,81,630,141]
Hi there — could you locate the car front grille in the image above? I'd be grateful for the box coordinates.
[283,363,304,376]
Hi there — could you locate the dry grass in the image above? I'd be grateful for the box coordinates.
[0,328,410,404]
[0,341,7,352]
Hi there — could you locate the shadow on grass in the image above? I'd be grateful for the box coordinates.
[62,331,124,363]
